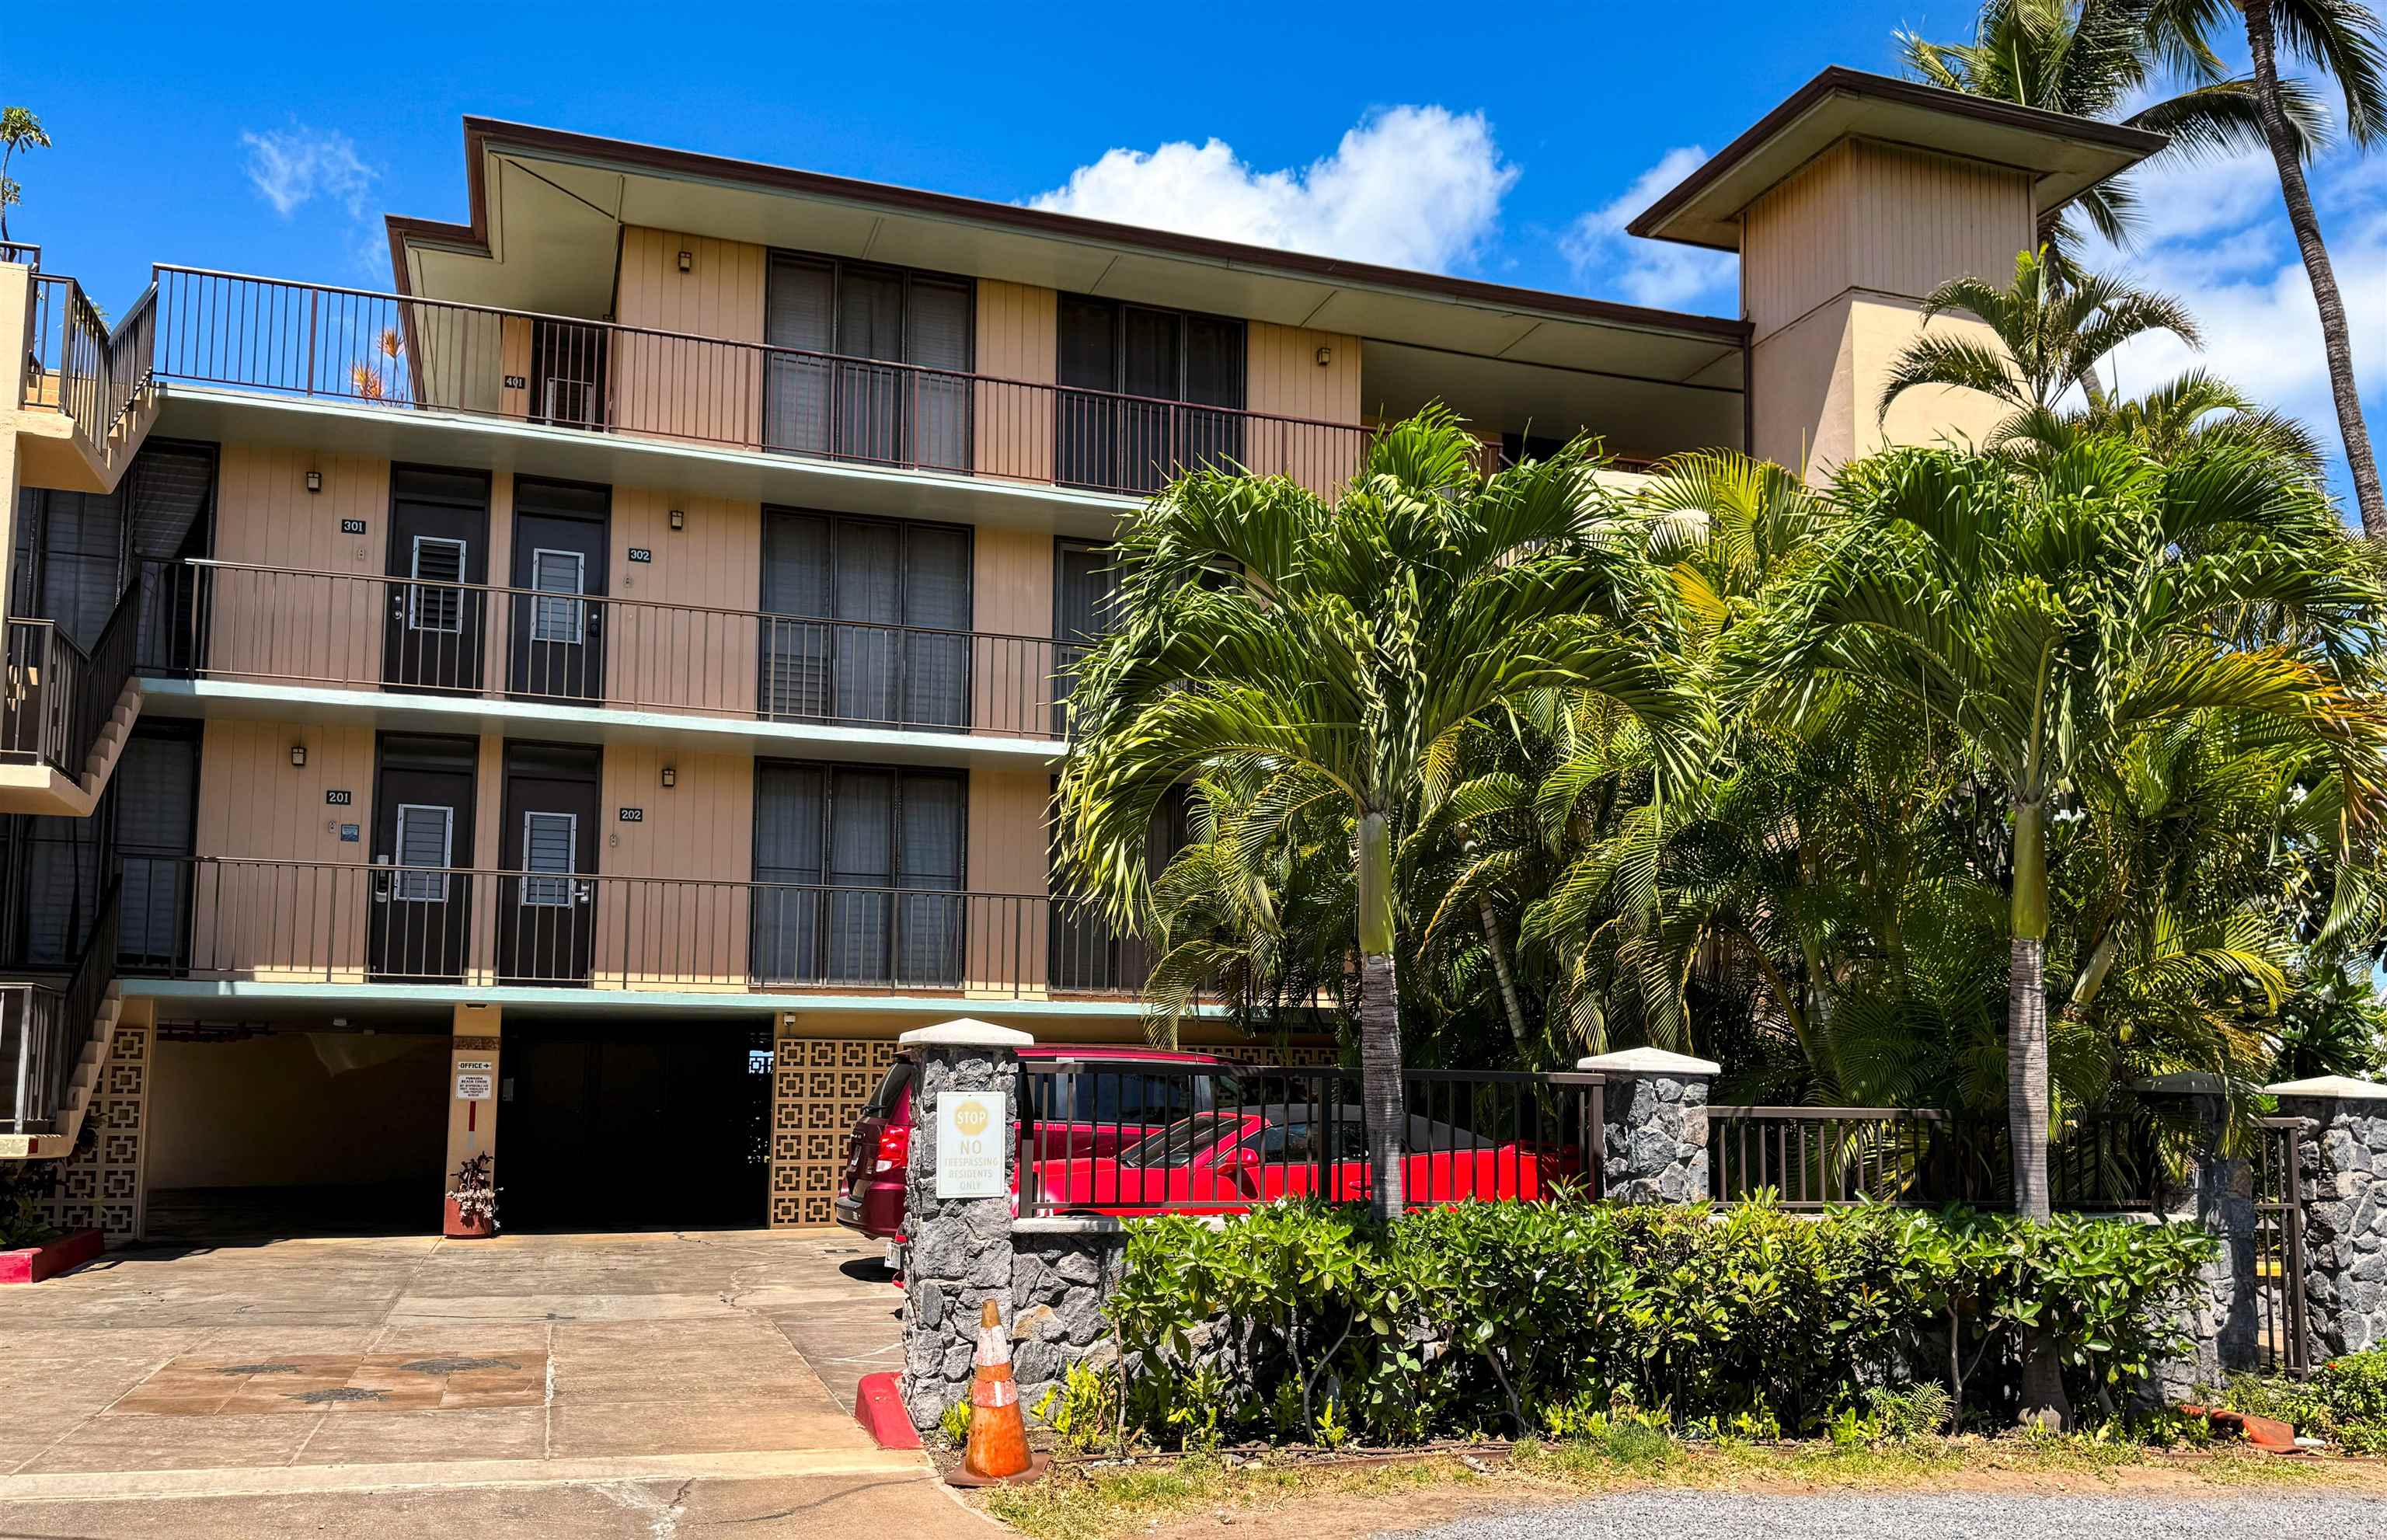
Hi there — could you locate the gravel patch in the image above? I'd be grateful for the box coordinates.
[1379,1492,2383,1538]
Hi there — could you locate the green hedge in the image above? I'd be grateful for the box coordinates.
[1092,1199,2214,1447]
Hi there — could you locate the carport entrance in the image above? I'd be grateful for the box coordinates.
[500,1019,775,1231]
[145,1022,451,1241]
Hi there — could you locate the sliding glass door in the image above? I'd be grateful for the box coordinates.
[751,762,966,987]
[763,254,972,472]
[1057,297,1245,493]
[758,509,970,730]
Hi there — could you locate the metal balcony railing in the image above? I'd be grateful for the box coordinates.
[118,855,1153,998]
[134,559,1085,739]
[148,267,1369,498]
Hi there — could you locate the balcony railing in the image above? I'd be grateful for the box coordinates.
[23,273,154,448]
[119,855,1153,998]
[149,267,1369,499]
[4,878,117,1134]
[135,558,1082,739]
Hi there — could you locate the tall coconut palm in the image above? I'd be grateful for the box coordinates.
[2149,0,2387,534]
[1056,409,1711,1221]
[1901,0,2326,270]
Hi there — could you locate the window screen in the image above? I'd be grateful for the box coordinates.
[521,810,577,906]
[393,803,454,901]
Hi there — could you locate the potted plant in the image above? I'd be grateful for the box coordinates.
[444,1152,499,1239]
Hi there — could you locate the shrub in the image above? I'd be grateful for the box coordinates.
[2225,1349,2387,1452]
[1101,1197,2212,1449]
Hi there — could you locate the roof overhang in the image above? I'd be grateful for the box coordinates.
[389,118,1748,392]
[1629,67,2167,252]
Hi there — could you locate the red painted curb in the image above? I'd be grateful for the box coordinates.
[855,1371,922,1449]
[0,1228,105,1284]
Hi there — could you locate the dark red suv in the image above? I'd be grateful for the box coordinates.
[834,1044,1239,1259]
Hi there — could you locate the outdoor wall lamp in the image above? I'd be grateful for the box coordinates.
[1315,346,1333,368]
[660,766,677,789]
[289,744,308,768]
[305,469,322,493]
[677,249,693,274]
[668,507,685,530]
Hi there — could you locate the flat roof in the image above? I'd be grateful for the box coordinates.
[1628,67,2166,252]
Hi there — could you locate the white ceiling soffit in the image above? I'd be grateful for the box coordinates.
[1361,340,1744,461]
[416,143,1743,385]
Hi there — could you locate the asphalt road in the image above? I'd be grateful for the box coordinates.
[1380,1491,2385,1538]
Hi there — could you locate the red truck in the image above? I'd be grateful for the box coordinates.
[833,1044,1242,1262]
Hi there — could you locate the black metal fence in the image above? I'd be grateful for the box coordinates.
[2255,1117,2312,1375]
[1708,1105,1953,1208]
[1,582,143,782]
[2,880,117,1134]
[1016,1060,1602,1216]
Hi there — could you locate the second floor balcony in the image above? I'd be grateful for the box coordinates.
[146,267,1368,502]
[134,558,1086,744]
[106,855,1153,1001]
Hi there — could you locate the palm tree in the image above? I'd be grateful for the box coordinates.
[1056,409,1711,1221]
[1729,435,2384,1420]
[2151,0,2387,534]
[0,107,51,245]
[1901,0,2326,272]
[1877,247,2207,448]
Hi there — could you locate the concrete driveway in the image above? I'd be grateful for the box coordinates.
[0,1229,978,1537]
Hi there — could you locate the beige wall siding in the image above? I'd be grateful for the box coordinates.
[605,486,764,714]
[1743,140,2031,340]
[970,524,1060,737]
[594,744,754,988]
[612,226,769,448]
[193,719,378,982]
[1246,322,1363,494]
[208,446,389,685]
[974,280,1057,482]
[500,317,532,420]
[966,766,1051,995]
[1751,291,2011,477]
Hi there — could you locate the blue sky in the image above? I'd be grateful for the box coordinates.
[7,1,2382,506]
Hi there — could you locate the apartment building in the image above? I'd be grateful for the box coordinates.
[0,68,2160,1243]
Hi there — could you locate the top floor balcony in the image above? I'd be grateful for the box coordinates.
[145,267,1371,503]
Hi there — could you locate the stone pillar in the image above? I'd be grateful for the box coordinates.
[2143,1082,2258,1398]
[441,1003,502,1237]
[1579,1047,1720,1204]
[897,1017,1033,1436]
[2269,1075,2387,1357]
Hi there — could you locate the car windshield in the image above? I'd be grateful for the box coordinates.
[1117,1113,1242,1169]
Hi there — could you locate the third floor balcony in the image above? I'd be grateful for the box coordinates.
[148,267,1370,503]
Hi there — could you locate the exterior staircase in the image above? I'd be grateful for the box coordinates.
[0,884,121,1161]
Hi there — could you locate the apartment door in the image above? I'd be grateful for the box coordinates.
[497,743,601,984]
[382,468,490,693]
[507,479,608,702]
[529,320,608,430]
[368,734,477,981]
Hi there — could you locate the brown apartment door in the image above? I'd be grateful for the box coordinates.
[507,479,609,703]
[369,734,478,981]
[382,468,490,693]
[497,743,601,984]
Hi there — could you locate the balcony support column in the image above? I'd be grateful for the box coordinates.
[441,1002,503,1238]
[0,257,30,625]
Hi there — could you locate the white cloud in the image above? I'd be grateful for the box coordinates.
[1027,106,1517,274]
[240,126,374,220]
[1559,146,1737,310]
[2082,142,2387,490]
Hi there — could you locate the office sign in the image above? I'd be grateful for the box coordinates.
[935,1091,1006,1199]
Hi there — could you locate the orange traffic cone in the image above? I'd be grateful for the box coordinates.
[962,1298,1033,1480]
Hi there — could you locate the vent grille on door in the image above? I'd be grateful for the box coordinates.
[393,803,455,901]
[521,810,577,906]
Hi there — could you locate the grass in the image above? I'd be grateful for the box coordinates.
[984,1429,2357,1540]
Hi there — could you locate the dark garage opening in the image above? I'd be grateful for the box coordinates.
[500,1019,775,1232]
[145,1022,451,1242]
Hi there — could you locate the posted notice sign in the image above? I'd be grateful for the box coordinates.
[935,1090,1006,1199]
